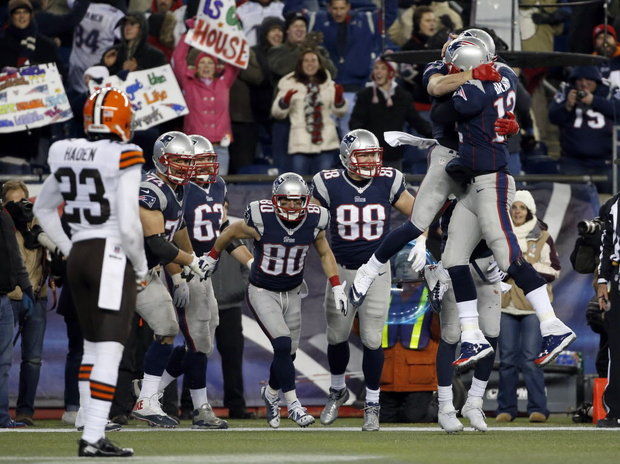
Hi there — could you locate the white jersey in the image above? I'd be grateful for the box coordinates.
[47,138,143,243]
[68,3,124,93]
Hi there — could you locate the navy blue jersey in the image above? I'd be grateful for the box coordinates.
[139,171,186,269]
[245,200,329,292]
[312,168,406,269]
[422,60,459,150]
[183,178,227,256]
[452,63,518,172]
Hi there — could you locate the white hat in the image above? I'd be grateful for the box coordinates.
[514,190,536,216]
[84,66,109,82]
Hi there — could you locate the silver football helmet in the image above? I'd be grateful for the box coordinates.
[459,28,496,61]
[339,129,383,178]
[189,134,219,184]
[271,172,311,221]
[153,131,195,185]
[444,36,490,71]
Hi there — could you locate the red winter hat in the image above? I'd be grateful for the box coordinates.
[593,24,617,40]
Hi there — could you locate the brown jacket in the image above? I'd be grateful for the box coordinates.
[8,226,47,301]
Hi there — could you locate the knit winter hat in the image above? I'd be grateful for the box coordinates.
[9,0,33,14]
[284,12,308,32]
[593,24,616,41]
[514,190,536,216]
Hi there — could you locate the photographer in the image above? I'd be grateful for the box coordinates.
[548,66,620,194]
[596,191,620,427]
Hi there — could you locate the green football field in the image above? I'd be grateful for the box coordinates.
[1,417,619,464]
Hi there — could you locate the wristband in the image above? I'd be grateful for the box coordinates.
[208,248,221,260]
[329,275,341,287]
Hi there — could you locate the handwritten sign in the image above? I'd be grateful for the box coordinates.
[90,65,189,131]
[184,0,249,70]
[0,63,73,133]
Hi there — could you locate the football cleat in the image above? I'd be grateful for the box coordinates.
[192,403,229,429]
[349,264,376,307]
[438,403,463,433]
[453,332,494,369]
[132,393,178,428]
[535,319,576,366]
[78,438,134,457]
[77,421,122,432]
[320,387,350,425]
[461,397,487,432]
[597,416,620,428]
[288,407,315,427]
[362,402,380,431]
[260,386,281,429]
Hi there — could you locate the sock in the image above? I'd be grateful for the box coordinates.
[158,370,177,394]
[437,385,453,407]
[190,388,208,409]
[468,377,488,400]
[141,341,173,398]
[374,221,422,263]
[362,346,384,391]
[436,340,457,387]
[82,341,123,444]
[271,337,295,393]
[158,346,186,394]
[457,300,479,334]
[473,337,498,381]
[284,390,299,409]
[78,340,96,426]
[327,341,349,376]
[266,385,279,400]
[525,285,556,323]
[365,255,384,275]
[365,387,380,404]
[330,374,346,391]
[447,266,479,334]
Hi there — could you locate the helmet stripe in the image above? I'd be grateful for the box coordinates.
[93,88,109,126]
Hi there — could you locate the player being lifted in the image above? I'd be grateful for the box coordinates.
[131,131,209,427]
[34,88,146,457]
[154,135,252,429]
[311,129,415,431]
[200,173,348,428]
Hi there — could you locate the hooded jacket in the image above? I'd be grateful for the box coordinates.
[0,16,63,72]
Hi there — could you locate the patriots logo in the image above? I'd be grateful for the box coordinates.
[139,194,157,208]
[160,134,175,147]
[343,134,357,147]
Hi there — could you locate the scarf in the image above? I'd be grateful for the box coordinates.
[7,22,37,67]
[368,80,397,107]
[304,82,323,145]
[513,217,539,242]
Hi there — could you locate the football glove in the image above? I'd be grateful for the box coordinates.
[171,273,190,308]
[332,281,348,316]
[472,63,501,82]
[494,111,520,136]
[408,235,427,273]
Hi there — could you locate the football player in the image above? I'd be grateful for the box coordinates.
[130,131,209,427]
[34,88,146,457]
[311,129,415,431]
[155,135,252,429]
[200,173,347,428]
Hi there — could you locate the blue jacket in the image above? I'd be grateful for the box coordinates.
[283,0,397,90]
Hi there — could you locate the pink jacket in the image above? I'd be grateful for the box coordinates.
[172,35,239,143]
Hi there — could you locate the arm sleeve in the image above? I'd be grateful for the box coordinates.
[117,166,148,274]
[590,95,617,119]
[32,175,73,257]
[171,33,191,85]
[311,173,330,208]
[452,82,486,116]
[389,170,407,205]
[271,78,291,119]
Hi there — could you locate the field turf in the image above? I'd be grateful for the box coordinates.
[1,417,618,464]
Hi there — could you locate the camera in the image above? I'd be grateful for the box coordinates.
[576,90,587,100]
[578,217,603,235]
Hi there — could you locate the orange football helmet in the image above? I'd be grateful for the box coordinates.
[83,88,133,142]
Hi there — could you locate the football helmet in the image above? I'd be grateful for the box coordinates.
[189,135,219,184]
[339,129,383,178]
[83,88,133,142]
[271,172,311,222]
[153,131,195,185]
[444,36,490,72]
[459,28,496,61]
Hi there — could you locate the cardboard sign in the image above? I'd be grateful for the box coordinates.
[90,64,189,131]
[0,63,73,133]
[184,0,249,69]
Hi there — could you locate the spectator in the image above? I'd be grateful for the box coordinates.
[0,205,34,428]
[2,181,55,426]
[284,0,398,134]
[212,205,253,419]
[0,0,65,172]
[349,57,431,170]
[146,0,184,60]
[548,66,620,194]
[592,24,620,89]
[271,48,346,174]
[496,190,560,423]
[172,32,240,175]
[388,1,462,47]
[237,0,284,47]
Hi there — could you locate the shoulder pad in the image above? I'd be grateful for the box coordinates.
[246,200,270,236]
[139,180,167,211]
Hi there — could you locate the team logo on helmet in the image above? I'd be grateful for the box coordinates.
[339,129,383,179]
[271,173,311,222]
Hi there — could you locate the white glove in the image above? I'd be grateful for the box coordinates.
[485,259,507,284]
[332,281,348,316]
[423,262,450,311]
[383,131,438,149]
[135,266,148,293]
[408,235,427,273]
[188,253,218,280]
[171,273,190,308]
